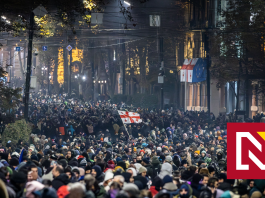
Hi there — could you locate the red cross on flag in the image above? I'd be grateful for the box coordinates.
[180,58,198,82]
[118,111,142,124]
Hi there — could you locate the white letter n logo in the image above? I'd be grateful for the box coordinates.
[236,132,265,170]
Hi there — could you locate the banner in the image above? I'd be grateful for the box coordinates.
[118,111,142,124]
[180,70,186,82]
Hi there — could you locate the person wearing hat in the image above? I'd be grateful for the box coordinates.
[192,150,201,166]
[163,182,178,197]
[150,156,161,179]
[142,157,153,179]
[102,170,114,191]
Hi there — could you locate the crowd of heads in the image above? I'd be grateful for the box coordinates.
[0,93,261,198]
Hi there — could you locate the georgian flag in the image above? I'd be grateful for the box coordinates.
[188,70,193,82]
[118,111,142,124]
[180,70,186,82]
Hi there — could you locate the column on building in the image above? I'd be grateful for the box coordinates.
[195,83,200,111]
[188,83,193,110]
[251,83,258,118]
[219,84,226,114]
[258,85,263,114]
[210,79,220,117]
[201,82,207,111]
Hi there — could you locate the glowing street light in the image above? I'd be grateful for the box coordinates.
[124,1,130,6]
[82,76,86,80]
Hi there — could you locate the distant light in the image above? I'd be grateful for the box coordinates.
[124,1,130,6]
[75,75,77,78]
[93,80,96,83]
[113,50,116,61]
[6,20,10,24]
[82,76,86,80]
[98,81,100,83]
[1,16,6,20]
[105,80,106,83]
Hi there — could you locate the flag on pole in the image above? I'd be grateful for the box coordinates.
[118,111,142,124]
[180,69,186,82]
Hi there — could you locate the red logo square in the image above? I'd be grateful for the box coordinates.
[227,123,265,179]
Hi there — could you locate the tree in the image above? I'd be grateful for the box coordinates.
[2,119,32,146]
[210,0,265,113]
[0,67,22,113]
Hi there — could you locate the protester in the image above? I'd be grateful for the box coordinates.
[0,93,253,198]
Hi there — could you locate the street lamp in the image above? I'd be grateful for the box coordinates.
[75,75,78,79]
[124,1,131,6]
[24,5,48,120]
[82,76,86,80]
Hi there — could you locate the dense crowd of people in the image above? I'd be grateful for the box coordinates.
[0,93,261,198]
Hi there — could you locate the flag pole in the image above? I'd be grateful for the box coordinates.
[184,75,187,112]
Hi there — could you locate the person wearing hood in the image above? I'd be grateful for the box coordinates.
[201,150,211,165]
[151,156,161,179]
[159,162,172,179]
[51,164,69,190]
[174,183,195,198]
[104,160,115,173]
[92,165,104,183]
[102,170,114,191]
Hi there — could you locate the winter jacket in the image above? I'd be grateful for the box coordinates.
[51,173,69,190]
[190,182,202,198]
[199,186,224,198]
[192,156,201,165]
[149,186,158,197]
[85,190,96,198]
[217,182,232,191]
[144,164,154,179]
[94,186,106,198]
